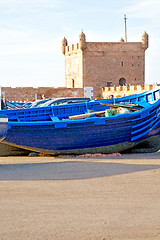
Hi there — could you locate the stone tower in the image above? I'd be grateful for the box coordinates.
[62,31,149,98]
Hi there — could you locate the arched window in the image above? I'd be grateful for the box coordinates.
[119,78,126,86]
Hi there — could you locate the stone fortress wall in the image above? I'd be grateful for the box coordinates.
[1,87,84,102]
[2,84,158,102]
[62,31,149,99]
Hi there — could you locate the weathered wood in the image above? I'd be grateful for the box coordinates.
[69,111,105,120]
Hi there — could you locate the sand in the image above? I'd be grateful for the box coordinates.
[0,153,160,240]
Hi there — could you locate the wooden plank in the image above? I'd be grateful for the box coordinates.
[69,111,106,120]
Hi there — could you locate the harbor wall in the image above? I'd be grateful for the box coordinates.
[1,84,158,102]
[1,87,84,102]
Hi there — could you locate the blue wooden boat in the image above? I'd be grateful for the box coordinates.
[1,86,160,155]
[2,91,160,155]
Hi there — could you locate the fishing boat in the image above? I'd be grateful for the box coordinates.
[1,93,160,155]
[1,86,160,155]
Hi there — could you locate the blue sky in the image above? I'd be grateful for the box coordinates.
[0,0,160,88]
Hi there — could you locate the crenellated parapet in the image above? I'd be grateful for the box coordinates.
[62,31,149,55]
[64,43,80,55]
[61,31,86,55]
[102,84,157,99]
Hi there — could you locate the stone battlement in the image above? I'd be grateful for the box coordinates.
[64,41,145,56]
[102,84,158,99]
[65,43,80,55]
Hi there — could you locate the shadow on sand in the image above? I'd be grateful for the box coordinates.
[0,160,160,181]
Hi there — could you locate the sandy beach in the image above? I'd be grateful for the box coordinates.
[0,153,160,240]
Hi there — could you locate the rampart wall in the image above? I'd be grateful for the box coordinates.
[1,84,158,102]
[101,84,158,99]
[1,87,84,102]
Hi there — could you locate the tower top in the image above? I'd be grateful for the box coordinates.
[142,31,148,38]
[142,31,149,50]
[61,37,68,55]
[79,31,86,50]
[79,31,86,39]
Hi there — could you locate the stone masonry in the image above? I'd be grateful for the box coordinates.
[102,84,158,99]
[1,87,84,102]
[62,31,149,99]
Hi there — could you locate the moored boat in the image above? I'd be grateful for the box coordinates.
[2,96,160,155]
[1,86,160,155]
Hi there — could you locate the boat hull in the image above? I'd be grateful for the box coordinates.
[2,87,160,155]
[3,99,160,155]
[3,139,138,155]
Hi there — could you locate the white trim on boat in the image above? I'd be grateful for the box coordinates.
[0,118,8,123]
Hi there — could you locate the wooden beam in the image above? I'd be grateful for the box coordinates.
[69,111,106,120]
